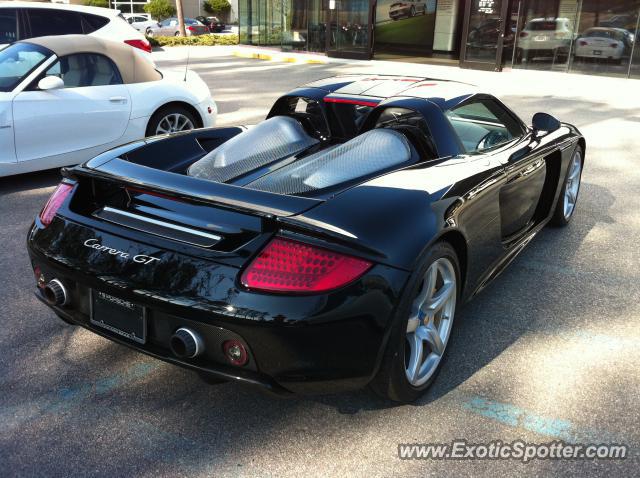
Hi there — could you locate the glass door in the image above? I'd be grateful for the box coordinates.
[326,0,373,59]
[460,0,510,71]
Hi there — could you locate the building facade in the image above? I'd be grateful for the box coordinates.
[239,0,640,78]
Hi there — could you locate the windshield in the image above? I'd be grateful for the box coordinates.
[0,43,50,92]
[526,21,559,31]
[584,29,622,40]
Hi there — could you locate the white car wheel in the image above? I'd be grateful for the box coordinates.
[147,106,198,136]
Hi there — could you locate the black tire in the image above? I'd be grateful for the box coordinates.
[370,242,460,403]
[146,105,198,137]
[174,31,180,37]
[145,27,152,36]
[550,145,584,227]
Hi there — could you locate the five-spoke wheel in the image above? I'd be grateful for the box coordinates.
[371,242,459,403]
[405,257,457,387]
[551,145,583,226]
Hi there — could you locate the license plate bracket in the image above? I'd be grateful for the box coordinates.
[90,290,146,344]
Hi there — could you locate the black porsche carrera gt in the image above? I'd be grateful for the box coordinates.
[28,75,585,402]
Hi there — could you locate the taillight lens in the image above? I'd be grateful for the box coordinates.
[519,31,529,38]
[187,26,196,31]
[610,43,618,48]
[124,39,152,53]
[578,40,588,46]
[39,182,73,227]
[241,237,372,294]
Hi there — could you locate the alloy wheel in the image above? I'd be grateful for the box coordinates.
[155,113,195,135]
[405,257,456,387]
[563,149,582,220]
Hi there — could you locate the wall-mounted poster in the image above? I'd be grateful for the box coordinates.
[375,0,438,50]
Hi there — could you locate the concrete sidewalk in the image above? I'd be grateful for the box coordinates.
[153,44,640,113]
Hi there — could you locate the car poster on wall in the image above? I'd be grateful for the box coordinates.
[375,0,437,50]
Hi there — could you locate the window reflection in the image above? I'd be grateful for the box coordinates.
[511,0,640,78]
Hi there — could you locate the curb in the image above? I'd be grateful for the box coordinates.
[232,50,328,65]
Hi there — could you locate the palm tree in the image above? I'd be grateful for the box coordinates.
[175,0,186,36]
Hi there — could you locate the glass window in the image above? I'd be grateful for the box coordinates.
[27,9,83,38]
[0,43,49,92]
[0,8,17,44]
[44,54,122,88]
[445,99,523,153]
[570,1,639,77]
[81,13,110,33]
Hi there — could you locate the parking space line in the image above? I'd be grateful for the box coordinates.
[462,396,615,444]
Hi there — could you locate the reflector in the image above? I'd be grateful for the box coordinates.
[39,183,73,227]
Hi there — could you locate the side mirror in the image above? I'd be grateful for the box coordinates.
[532,112,561,136]
[38,76,65,91]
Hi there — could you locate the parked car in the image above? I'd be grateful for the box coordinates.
[389,1,427,20]
[148,17,209,37]
[27,75,585,402]
[124,13,158,36]
[517,17,573,61]
[196,16,225,33]
[0,2,152,57]
[0,35,216,176]
[574,27,633,63]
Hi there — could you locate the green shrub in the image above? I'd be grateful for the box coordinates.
[144,0,176,20]
[83,0,109,7]
[146,34,238,47]
[203,0,231,15]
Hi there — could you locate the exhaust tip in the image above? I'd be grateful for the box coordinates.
[170,328,204,359]
[43,279,68,306]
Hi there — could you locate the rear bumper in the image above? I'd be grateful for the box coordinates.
[27,219,409,395]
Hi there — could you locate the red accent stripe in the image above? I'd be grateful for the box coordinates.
[323,97,380,107]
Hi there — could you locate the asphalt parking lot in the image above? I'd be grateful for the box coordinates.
[1,52,639,477]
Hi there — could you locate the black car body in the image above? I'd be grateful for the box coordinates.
[27,75,585,401]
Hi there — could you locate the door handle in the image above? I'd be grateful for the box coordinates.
[109,96,128,103]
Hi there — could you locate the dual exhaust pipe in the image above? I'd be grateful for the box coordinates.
[43,279,69,307]
[42,278,206,359]
[42,279,244,364]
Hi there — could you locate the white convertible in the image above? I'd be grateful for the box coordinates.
[0,35,216,177]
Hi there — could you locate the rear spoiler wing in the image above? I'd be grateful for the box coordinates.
[68,156,322,218]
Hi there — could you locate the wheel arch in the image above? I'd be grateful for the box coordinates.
[433,229,468,299]
[149,101,204,129]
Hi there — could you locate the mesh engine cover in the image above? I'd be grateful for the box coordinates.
[187,116,319,183]
[246,128,412,195]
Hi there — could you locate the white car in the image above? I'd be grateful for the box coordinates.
[124,13,158,36]
[575,27,633,62]
[0,35,217,177]
[0,2,152,60]
[517,17,573,61]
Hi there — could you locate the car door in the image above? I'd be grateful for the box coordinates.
[12,52,131,163]
[0,91,16,166]
[445,96,543,240]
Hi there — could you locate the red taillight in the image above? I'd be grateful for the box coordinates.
[39,182,73,227]
[187,26,196,32]
[610,43,618,48]
[241,237,372,294]
[578,40,588,46]
[519,32,529,38]
[124,39,152,53]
